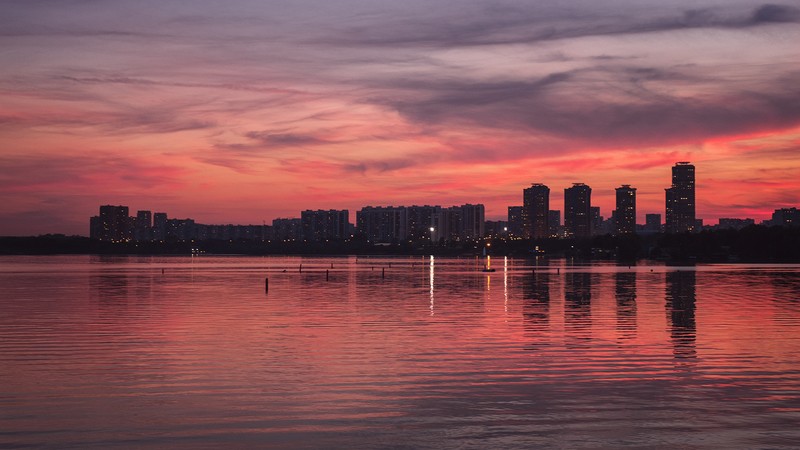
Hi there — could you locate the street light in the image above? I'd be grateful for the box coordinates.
[429,227,435,243]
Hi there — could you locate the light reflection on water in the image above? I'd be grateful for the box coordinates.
[1,255,800,449]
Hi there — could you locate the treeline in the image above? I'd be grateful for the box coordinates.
[1,226,799,262]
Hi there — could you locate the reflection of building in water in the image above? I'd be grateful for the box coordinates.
[615,271,637,340]
[522,272,550,330]
[666,270,697,359]
[565,271,593,347]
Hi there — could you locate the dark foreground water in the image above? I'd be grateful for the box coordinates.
[1,255,799,449]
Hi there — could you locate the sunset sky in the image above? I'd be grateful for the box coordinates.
[1,0,799,235]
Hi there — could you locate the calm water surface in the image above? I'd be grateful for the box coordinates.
[1,255,800,449]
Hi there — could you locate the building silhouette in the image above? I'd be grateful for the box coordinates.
[770,208,799,227]
[718,218,755,230]
[523,183,550,239]
[645,213,662,233]
[272,218,302,241]
[134,210,152,241]
[301,210,350,241]
[356,206,407,243]
[507,206,523,238]
[615,185,637,234]
[665,162,696,233]
[564,183,592,238]
[548,210,561,237]
[153,212,167,240]
[406,205,440,242]
[90,205,131,242]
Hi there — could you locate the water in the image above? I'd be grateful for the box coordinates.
[1,255,799,449]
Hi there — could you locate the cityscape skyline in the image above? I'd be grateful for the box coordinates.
[2,1,799,236]
[88,162,799,242]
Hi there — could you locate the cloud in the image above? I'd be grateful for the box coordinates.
[244,131,331,147]
[375,67,800,150]
[322,3,800,48]
[0,154,189,192]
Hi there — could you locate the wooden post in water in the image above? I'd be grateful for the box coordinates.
[382,267,385,279]
[265,277,269,293]
[326,270,329,281]
[299,264,303,273]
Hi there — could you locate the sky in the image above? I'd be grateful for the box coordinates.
[1,0,799,236]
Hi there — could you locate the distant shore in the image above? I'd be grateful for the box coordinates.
[2,226,799,263]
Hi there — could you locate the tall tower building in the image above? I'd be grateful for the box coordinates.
[665,162,696,233]
[564,183,592,238]
[523,183,550,239]
[615,185,637,234]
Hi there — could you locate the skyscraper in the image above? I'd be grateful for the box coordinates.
[564,183,591,238]
[523,183,550,239]
[615,185,637,234]
[665,162,695,233]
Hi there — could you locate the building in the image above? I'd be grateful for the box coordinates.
[507,206,524,238]
[152,212,167,240]
[272,218,302,241]
[356,206,407,243]
[564,183,592,238]
[484,220,508,238]
[665,162,696,233]
[90,205,131,242]
[770,208,800,227]
[718,218,755,230]
[406,205,440,242]
[523,183,550,239]
[645,214,662,233]
[615,185,637,234]
[590,206,602,235]
[300,210,350,241]
[457,204,485,240]
[134,210,153,241]
[548,210,561,237]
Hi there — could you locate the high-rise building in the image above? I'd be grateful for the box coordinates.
[564,183,591,238]
[615,185,637,234]
[153,213,168,240]
[357,206,408,243]
[507,206,524,238]
[665,162,695,233]
[134,210,153,241]
[523,183,550,239]
[301,210,350,241]
[90,205,131,242]
[457,204,485,240]
[406,205,440,242]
